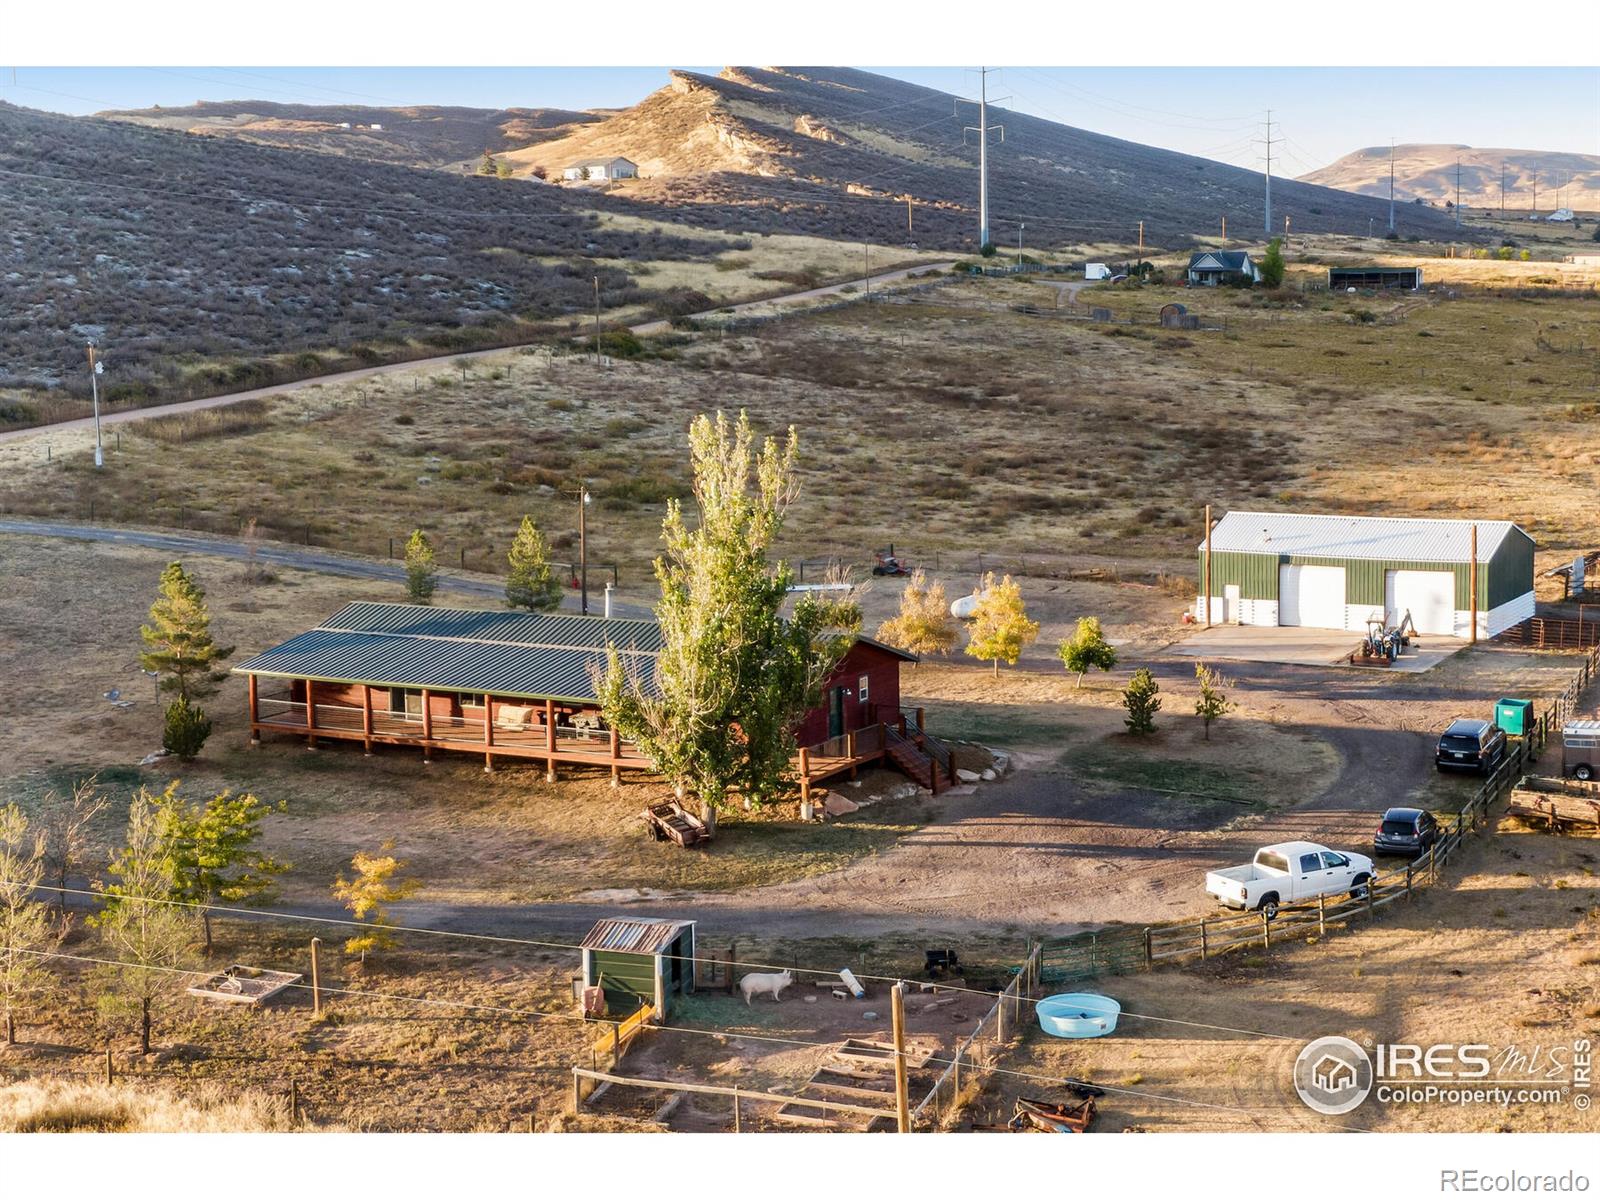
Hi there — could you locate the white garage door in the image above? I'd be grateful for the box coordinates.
[1278,564,1347,629]
[1386,569,1455,636]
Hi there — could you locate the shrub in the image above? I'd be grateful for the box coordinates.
[1121,668,1161,736]
[162,698,212,759]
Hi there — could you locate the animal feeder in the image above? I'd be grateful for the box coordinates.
[187,964,303,1006]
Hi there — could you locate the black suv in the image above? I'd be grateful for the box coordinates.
[1435,718,1507,775]
[1373,807,1438,857]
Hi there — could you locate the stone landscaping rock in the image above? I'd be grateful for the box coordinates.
[956,768,981,783]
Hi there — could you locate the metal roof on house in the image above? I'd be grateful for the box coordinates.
[232,602,660,703]
[233,601,913,700]
[567,157,635,169]
[1199,511,1527,563]
[1188,250,1255,271]
[579,917,695,955]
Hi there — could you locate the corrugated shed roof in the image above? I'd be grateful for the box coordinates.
[579,918,695,954]
[1200,511,1527,563]
[233,602,660,702]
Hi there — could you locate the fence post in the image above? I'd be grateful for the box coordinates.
[289,1079,299,1123]
[1261,911,1270,949]
[1199,920,1208,961]
[1405,865,1413,902]
[1318,895,1326,937]
[1366,876,1376,920]
[310,937,323,1015]
[1144,927,1153,968]
[732,1086,741,1133]
[890,982,911,1134]
[1428,841,1437,885]
[105,1045,114,1085]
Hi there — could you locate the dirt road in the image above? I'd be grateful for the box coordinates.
[0,263,953,447]
[0,518,650,615]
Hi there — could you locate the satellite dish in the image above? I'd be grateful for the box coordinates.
[103,688,121,701]
[94,361,105,374]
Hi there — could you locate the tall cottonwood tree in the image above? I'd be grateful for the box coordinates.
[0,805,57,1044]
[505,516,564,612]
[597,411,858,827]
[92,791,197,1055]
[404,530,438,604]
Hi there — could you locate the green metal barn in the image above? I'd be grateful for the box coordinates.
[1196,512,1535,638]
[579,917,696,1018]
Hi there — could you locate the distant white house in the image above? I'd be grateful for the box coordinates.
[1186,250,1262,286]
[369,123,383,131]
[562,157,638,182]
[337,122,352,130]
[1085,262,1111,280]
[1546,208,1575,223]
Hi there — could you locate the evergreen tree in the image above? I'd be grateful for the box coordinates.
[963,572,1039,675]
[505,516,564,612]
[139,562,233,704]
[403,530,437,604]
[876,570,957,658]
[1260,237,1286,287]
[477,149,497,176]
[162,696,213,761]
[158,786,286,952]
[1057,616,1119,687]
[0,805,57,1044]
[1121,668,1162,736]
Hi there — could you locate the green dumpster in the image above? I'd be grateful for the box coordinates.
[1495,698,1534,737]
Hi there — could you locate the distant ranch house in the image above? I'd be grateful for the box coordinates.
[562,157,638,182]
[234,602,953,795]
[1197,511,1535,639]
[1328,265,1423,291]
[1186,250,1261,286]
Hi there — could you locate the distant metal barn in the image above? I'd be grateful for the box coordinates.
[579,917,696,1018]
[1328,266,1423,290]
[1197,511,1535,638]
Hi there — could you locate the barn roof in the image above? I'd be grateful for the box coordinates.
[1200,511,1529,564]
[233,601,913,700]
[579,917,695,954]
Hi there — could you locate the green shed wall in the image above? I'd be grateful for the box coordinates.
[1486,528,1536,610]
[592,950,656,1013]
[1196,550,1524,609]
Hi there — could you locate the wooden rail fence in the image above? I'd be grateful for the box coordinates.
[1037,642,1599,985]
[574,1002,654,1105]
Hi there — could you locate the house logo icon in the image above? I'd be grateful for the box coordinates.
[1294,1036,1374,1116]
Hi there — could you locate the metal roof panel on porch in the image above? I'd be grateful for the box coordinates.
[320,602,661,652]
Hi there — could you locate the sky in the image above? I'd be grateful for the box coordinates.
[3,65,1595,173]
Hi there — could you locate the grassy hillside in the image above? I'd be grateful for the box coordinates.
[1301,144,1600,213]
[0,101,739,418]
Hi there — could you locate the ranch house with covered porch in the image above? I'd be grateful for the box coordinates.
[234,602,953,794]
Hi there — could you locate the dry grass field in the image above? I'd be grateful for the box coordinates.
[4,245,1594,594]
[984,826,1600,1133]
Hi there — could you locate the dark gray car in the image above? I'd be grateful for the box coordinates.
[1373,806,1438,858]
[1436,718,1507,775]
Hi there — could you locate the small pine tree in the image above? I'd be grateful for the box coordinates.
[403,530,437,605]
[505,516,563,612]
[159,786,286,952]
[1121,667,1161,736]
[1260,237,1286,287]
[139,562,233,704]
[332,842,421,962]
[1057,616,1118,687]
[162,697,212,760]
[477,149,497,177]
[1193,661,1235,741]
[875,569,957,658]
[964,573,1039,675]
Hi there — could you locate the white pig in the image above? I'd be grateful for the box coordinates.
[738,969,794,1006]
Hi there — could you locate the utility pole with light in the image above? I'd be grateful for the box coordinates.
[1454,158,1461,227]
[592,276,601,364]
[87,343,104,469]
[573,484,593,614]
[1388,139,1396,233]
[1016,222,1024,266]
[1261,109,1275,235]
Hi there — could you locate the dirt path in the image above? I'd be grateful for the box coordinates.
[0,263,953,446]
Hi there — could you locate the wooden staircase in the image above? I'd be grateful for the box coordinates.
[886,732,936,789]
[774,1037,939,1131]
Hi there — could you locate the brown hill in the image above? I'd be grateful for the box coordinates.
[97,100,603,171]
[1299,144,1600,214]
[508,67,1468,248]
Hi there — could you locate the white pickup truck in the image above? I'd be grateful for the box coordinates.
[1205,841,1374,919]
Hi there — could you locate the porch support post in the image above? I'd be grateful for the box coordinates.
[484,692,494,773]
[610,727,622,787]
[247,673,259,744]
[915,706,924,732]
[420,688,433,763]
[799,747,811,803]
[545,698,557,782]
[305,679,318,749]
[847,729,858,780]
[361,686,374,755]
